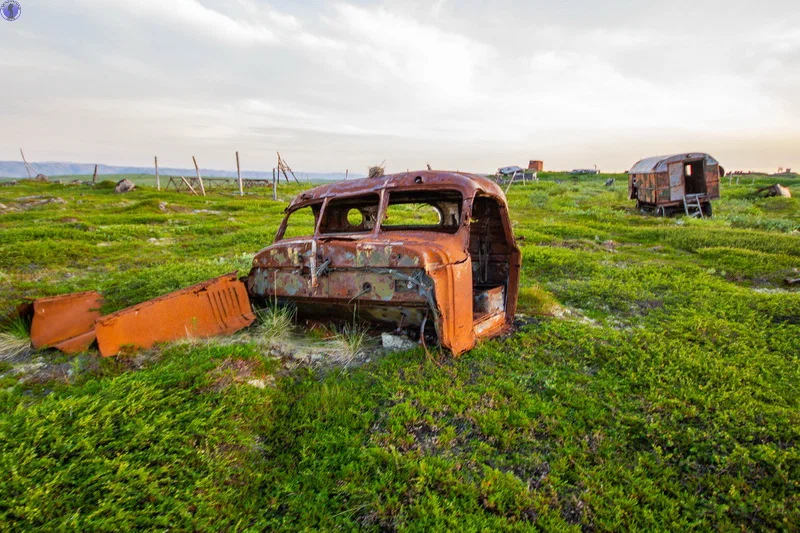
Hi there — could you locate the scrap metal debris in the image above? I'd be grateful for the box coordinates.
[247,170,521,355]
[11,171,521,359]
[28,291,104,353]
[16,274,254,358]
[95,273,254,356]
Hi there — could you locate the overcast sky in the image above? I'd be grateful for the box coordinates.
[2,0,799,173]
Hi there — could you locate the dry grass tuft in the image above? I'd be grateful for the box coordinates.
[253,304,296,347]
[327,323,372,366]
[0,314,32,361]
[367,164,385,179]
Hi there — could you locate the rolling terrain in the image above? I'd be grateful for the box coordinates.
[0,173,798,530]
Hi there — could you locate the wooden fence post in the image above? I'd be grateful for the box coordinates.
[236,151,243,196]
[92,164,98,184]
[192,156,206,196]
[272,168,277,200]
[154,156,160,191]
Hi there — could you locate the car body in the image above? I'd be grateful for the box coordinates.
[246,170,521,355]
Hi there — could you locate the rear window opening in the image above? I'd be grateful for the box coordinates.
[278,203,320,240]
[319,194,380,234]
[381,190,462,233]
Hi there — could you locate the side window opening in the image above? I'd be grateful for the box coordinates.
[277,203,320,240]
[319,194,380,234]
[381,190,462,233]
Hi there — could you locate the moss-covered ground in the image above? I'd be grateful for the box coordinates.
[0,173,798,531]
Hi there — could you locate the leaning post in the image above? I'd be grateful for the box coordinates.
[192,156,206,196]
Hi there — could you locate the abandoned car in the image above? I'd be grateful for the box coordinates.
[246,170,522,355]
[12,171,520,358]
[629,153,723,217]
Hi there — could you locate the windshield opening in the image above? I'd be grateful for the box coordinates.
[381,190,462,233]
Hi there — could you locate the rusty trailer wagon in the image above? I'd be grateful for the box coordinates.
[628,153,723,217]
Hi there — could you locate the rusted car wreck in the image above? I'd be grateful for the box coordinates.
[247,171,521,355]
[14,171,520,357]
[629,153,723,217]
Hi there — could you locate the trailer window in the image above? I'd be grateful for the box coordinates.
[382,190,462,233]
[319,194,380,234]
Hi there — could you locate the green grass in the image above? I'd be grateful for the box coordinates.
[0,174,798,531]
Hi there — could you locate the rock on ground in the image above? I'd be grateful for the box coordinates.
[381,333,417,352]
[114,179,136,194]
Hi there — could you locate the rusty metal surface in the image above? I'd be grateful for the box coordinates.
[630,153,719,174]
[29,291,103,353]
[247,171,521,355]
[629,153,722,208]
[95,273,255,357]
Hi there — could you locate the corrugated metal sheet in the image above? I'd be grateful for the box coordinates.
[630,153,719,174]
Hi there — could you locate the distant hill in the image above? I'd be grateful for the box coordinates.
[0,161,360,181]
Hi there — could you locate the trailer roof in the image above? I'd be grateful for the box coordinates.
[630,153,719,174]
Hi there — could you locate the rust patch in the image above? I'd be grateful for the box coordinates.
[95,273,255,357]
[29,291,103,354]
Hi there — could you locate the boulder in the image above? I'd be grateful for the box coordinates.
[771,184,792,198]
[114,179,136,194]
[755,184,792,198]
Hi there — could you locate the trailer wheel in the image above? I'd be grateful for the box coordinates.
[702,203,713,217]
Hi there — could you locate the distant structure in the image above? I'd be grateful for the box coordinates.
[628,152,722,218]
[498,165,524,177]
[570,168,600,175]
[528,160,543,172]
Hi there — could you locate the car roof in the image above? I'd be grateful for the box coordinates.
[287,170,505,210]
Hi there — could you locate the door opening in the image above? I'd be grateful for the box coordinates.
[684,160,707,195]
[469,196,511,323]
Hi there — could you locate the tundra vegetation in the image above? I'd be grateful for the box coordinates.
[0,172,798,531]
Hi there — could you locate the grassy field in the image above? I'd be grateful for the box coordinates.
[0,173,798,531]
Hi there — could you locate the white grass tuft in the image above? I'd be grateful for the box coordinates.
[0,314,32,361]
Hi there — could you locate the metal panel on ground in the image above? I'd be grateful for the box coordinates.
[95,273,255,357]
[29,291,103,353]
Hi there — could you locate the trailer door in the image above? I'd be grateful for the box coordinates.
[668,162,684,201]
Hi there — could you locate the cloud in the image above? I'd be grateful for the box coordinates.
[2,0,800,172]
[319,4,493,106]
[82,0,277,46]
